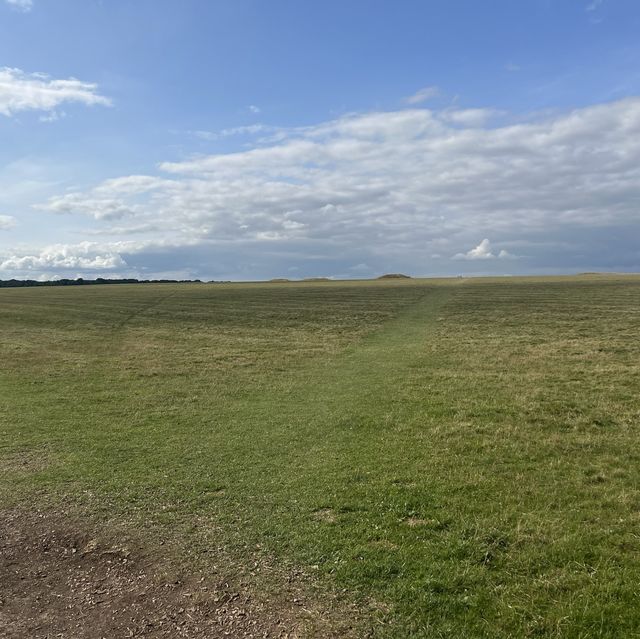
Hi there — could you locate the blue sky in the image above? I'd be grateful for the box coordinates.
[1,0,639,280]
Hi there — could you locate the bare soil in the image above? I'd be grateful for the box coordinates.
[0,509,358,638]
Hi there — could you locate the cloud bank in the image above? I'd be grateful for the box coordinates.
[3,97,640,279]
[0,241,125,271]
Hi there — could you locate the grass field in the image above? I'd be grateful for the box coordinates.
[2,275,640,637]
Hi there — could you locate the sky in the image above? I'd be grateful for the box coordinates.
[1,0,640,281]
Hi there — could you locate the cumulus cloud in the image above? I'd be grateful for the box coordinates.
[454,239,495,260]
[37,175,172,220]
[6,96,640,279]
[0,242,126,271]
[40,193,139,220]
[0,67,111,117]
[404,86,441,105]
[5,0,33,12]
[0,215,16,230]
[453,239,514,260]
[0,237,209,279]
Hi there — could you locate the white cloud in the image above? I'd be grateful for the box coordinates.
[5,0,33,12]
[192,130,218,141]
[586,0,603,11]
[453,240,516,260]
[0,237,206,278]
[441,108,501,127]
[36,273,61,282]
[39,193,139,220]
[453,240,517,260]
[0,215,16,230]
[193,124,275,141]
[454,239,494,260]
[248,104,261,114]
[39,110,65,123]
[7,96,640,278]
[0,67,111,117]
[37,175,172,220]
[221,123,271,137]
[404,86,441,105]
[0,242,126,271]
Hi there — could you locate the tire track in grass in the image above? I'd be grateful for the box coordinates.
[109,288,179,330]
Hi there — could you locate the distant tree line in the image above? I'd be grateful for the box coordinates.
[0,277,204,288]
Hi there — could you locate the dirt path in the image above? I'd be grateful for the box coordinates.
[0,509,354,638]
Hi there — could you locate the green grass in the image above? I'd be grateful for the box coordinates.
[2,275,640,637]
